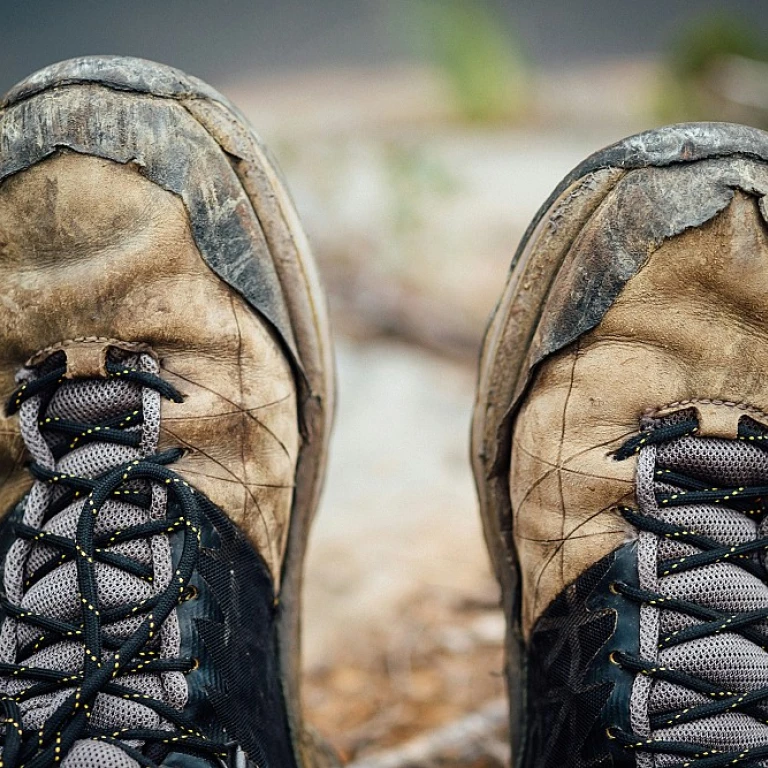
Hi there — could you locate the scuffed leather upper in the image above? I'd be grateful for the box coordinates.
[0,153,299,583]
[512,188,768,635]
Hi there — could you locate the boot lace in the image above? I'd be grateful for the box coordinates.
[611,414,768,767]
[0,352,228,767]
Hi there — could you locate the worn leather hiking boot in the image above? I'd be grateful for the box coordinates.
[472,123,768,768]
[0,57,334,768]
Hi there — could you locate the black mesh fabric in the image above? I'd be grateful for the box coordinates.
[523,550,635,768]
[169,493,298,768]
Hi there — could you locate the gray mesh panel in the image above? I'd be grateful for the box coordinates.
[0,352,188,766]
[632,424,768,765]
[62,740,144,768]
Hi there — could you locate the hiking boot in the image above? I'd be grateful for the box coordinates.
[0,57,334,767]
[472,123,768,768]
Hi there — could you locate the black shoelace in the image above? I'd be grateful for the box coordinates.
[0,359,229,768]
[610,417,768,768]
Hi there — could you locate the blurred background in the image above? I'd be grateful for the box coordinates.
[3,2,768,764]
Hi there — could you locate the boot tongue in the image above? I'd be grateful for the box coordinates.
[62,740,143,768]
[0,351,186,767]
[642,412,768,763]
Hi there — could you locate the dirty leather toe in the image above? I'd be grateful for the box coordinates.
[473,123,768,768]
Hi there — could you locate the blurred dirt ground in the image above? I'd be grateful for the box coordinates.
[222,61,659,765]
[301,341,504,763]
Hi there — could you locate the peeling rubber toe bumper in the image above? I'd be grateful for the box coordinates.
[0,56,336,768]
[470,121,768,763]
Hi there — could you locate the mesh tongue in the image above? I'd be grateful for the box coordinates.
[63,740,144,768]
[636,415,768,765]
[0,352,187,766]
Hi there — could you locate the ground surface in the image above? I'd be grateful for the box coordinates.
[303,342,504,762]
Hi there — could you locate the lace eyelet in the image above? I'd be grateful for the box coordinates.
[606,727,617,740]
[609,651,622,666]
[182,584,199,602]
[189,657,200,672]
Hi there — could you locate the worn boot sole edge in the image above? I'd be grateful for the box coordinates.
[469,121,768,766]
[2,56,337,768]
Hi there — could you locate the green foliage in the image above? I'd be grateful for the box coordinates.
[398,0,527,123]
[668,13,767,79]
[659,13,768,123]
